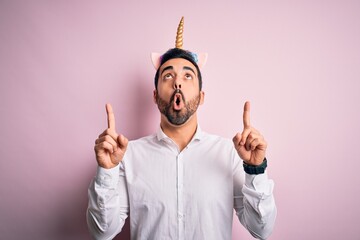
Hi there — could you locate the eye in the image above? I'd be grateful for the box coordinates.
[185,74,193,80]
[163,73,173,80]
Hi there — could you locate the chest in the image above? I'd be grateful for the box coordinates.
[124,145,234,205]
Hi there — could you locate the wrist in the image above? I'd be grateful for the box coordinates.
[95,165,120,188]
[243,158,267,175]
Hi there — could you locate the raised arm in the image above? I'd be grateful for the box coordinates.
[233,101,277,239]
[87,103,129,240]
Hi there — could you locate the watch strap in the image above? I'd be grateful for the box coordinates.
[243,158,268,175]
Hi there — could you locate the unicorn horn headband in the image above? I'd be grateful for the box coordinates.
[151,17,208,69]
[175,16,184,49]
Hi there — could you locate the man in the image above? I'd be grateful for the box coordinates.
[87,19,276,240]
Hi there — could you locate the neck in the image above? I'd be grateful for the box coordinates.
[160,114,198,152]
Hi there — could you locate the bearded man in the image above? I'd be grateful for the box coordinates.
[87,18,276,240]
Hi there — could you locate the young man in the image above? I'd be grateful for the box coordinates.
[87,19,276,240]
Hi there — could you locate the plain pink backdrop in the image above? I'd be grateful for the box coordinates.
[1,1,360,239]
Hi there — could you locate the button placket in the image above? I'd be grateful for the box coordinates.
[176,153,185,239]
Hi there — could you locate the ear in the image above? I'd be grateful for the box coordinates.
[153,90,157,104]
[199,91,205,105]
[151,53,162,70]
[197,53,208,69]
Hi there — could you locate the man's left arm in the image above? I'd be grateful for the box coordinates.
[232,101,277,239]
[233,159,276,239]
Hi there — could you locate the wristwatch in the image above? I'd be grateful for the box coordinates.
[243,158,267,175]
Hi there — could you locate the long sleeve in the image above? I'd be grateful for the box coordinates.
[233,157,277,239]
[87,162,129,240]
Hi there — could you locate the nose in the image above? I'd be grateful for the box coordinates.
[174,79,182,90]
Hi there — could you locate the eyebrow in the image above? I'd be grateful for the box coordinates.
[161,66,173,76]
[183,66,196,75]
[160,65,196,76]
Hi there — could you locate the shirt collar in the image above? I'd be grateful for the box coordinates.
[156,125,204,142]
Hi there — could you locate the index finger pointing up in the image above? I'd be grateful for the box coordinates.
[106,103,116,130]
[243,101,251,128]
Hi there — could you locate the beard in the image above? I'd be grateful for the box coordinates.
[156,89,201,126]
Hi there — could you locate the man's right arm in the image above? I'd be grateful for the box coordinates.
[87,163,129,240]
[87,103,129,239]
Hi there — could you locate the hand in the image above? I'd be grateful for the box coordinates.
[94,104,128,169]
[233,101,267,166]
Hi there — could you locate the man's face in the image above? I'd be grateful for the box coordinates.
[154,58,204,126]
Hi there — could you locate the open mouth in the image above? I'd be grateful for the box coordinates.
[173,93,184,110]
[176,95,181,106]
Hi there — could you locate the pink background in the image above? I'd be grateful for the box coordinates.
[1,1,360,239]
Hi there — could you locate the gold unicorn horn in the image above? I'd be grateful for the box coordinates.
[175,17,184,49]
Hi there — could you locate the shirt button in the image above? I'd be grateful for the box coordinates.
[98,202,105,209]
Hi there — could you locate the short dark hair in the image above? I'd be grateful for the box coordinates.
[154,48,202,90]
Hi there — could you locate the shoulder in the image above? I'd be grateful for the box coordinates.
[198,131,241,165]
[200,131,234,150]
[202,131,232,144]
[122,134,157,163]
[128,134,157,148]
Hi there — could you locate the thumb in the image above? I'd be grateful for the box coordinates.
[117,134,129,150]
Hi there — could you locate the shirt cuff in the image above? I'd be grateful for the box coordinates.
[245,171,272,193]
[95,165,120,188]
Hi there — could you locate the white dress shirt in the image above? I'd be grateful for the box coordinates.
[87,126,276,240]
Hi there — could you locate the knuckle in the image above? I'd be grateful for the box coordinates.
[248,133,254,140]
[233,133,240,141]
[94,144,102,153]
[106,128,115,135]
[248,134,256,142]
[236,133,242,139]
[241,132,247,139]
[100,129,107,137]
[106,128,118,139]
[104,135,111,142]
[105,129,111,135]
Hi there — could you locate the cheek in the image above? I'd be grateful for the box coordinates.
[156,88,172,100]
[184,78,200,91]
[182,85,199,99]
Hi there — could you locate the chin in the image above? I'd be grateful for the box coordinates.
[168,114,194,127]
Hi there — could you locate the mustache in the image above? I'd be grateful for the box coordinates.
[170,89,185,102]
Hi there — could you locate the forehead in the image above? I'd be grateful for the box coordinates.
[160,58,197,73]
